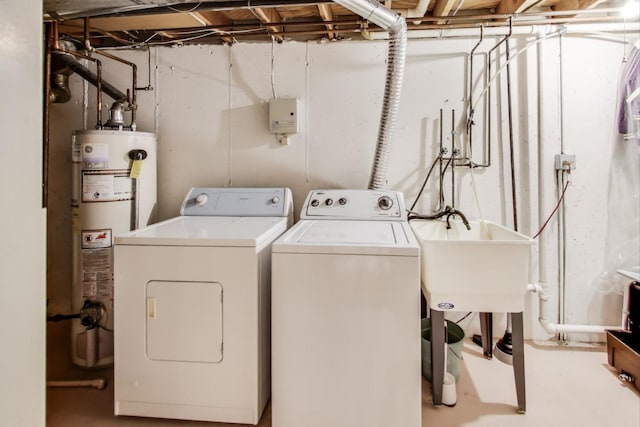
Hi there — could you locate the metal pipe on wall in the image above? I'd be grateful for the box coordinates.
[533,33,619,337]
[93,49,138,129]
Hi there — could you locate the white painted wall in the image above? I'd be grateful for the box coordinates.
[0,1,46,426]
[47,25,640,344]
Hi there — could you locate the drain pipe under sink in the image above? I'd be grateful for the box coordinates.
[332,0,407,190]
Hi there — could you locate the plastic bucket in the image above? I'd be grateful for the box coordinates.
[421,318,465,382]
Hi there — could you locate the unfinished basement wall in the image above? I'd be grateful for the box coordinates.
[47,29,639,344]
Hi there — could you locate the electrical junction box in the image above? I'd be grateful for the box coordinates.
[269,98,299,135]
[555,154,576,171]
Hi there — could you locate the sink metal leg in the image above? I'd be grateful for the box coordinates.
[430,309,445,406]
[511,311,526,413]
[479,312,493,359]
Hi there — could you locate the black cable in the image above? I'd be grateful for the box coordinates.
[455,312,472,324]
[410,154,442,211]
[47,313,80,323]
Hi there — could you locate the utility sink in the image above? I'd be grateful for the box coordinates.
[410,219,535,313]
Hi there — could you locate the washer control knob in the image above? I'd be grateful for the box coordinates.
[195,193,209,206]
[325,198,334,206]
[378,196,393,210]
[311,199,320,207]
[338,198,348,206]
[271,196,280,204]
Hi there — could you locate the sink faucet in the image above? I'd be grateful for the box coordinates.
[445,207,471,231]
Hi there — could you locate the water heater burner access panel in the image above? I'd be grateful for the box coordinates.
[181,187,291,217]
[301,189,406,220]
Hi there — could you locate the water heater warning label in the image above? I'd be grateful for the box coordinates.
[82,170,133,202]
[81,246,113,298]
[81,229,112,249]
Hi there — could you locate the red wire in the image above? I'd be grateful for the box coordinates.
[533,180,570,239]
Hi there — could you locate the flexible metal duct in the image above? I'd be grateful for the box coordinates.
[333,0,407,190]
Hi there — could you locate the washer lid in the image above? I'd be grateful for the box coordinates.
[115,216,288,247]
[272,220,419,256]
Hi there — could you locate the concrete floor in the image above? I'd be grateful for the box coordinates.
[47,322,640,427]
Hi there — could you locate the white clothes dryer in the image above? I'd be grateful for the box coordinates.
[114,187,293,424]
[271,189,421,427]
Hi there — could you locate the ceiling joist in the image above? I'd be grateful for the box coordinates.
[432,0,460,24]
[251,7,285,41]
[317,4,335,39]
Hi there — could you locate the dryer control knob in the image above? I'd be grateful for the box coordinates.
[311,199,320,207]
[325,198,334,206]
[271,196,281,204]
[195,193,209,206]
[378,196,393,210]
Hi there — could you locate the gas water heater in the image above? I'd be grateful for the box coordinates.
[71,130,157,368]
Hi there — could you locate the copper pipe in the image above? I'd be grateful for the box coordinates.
[53,20,60,49]
[93,49,138,128]
[43,23,54,209]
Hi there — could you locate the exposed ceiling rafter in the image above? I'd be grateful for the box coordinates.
[317,4,336,39]
[251,7,285,41]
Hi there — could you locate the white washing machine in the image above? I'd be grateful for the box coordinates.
[113,187,293,424]
[271,189,421,427]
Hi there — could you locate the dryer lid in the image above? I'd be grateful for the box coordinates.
[115,216,288,247]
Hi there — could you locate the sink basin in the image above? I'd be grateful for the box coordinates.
[410,219,534,313]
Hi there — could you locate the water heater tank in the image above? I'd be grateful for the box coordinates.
[71,130,157,368]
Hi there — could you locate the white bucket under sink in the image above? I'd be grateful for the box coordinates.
[410,219,535,313]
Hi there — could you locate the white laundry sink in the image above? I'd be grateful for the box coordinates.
[410,219,535,313]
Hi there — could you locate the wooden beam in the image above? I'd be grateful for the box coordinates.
[252,7,285,42]
[317,4,335,39]
[190,11,234,44]
[495,0,542,14]
[553,0,606,12]
[432,0,458,24]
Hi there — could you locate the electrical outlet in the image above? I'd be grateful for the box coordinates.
[555,154,576,171]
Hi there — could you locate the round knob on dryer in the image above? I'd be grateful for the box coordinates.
[271,196,281,204]
[311,199,320,207]
[195,193,209,206]
[325,198,334,206]
[378,196,393,210]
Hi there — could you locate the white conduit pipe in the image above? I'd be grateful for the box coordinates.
[333,0,407,190]
[362,22,640,40]
[526,284,618,334]
[532,32,619,336]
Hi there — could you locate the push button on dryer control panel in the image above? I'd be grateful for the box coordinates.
[195,194,209,206]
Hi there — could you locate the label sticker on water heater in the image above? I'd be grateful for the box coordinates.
[81,229,112,249]
[82,170,133,202]
[82,143,109,168]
